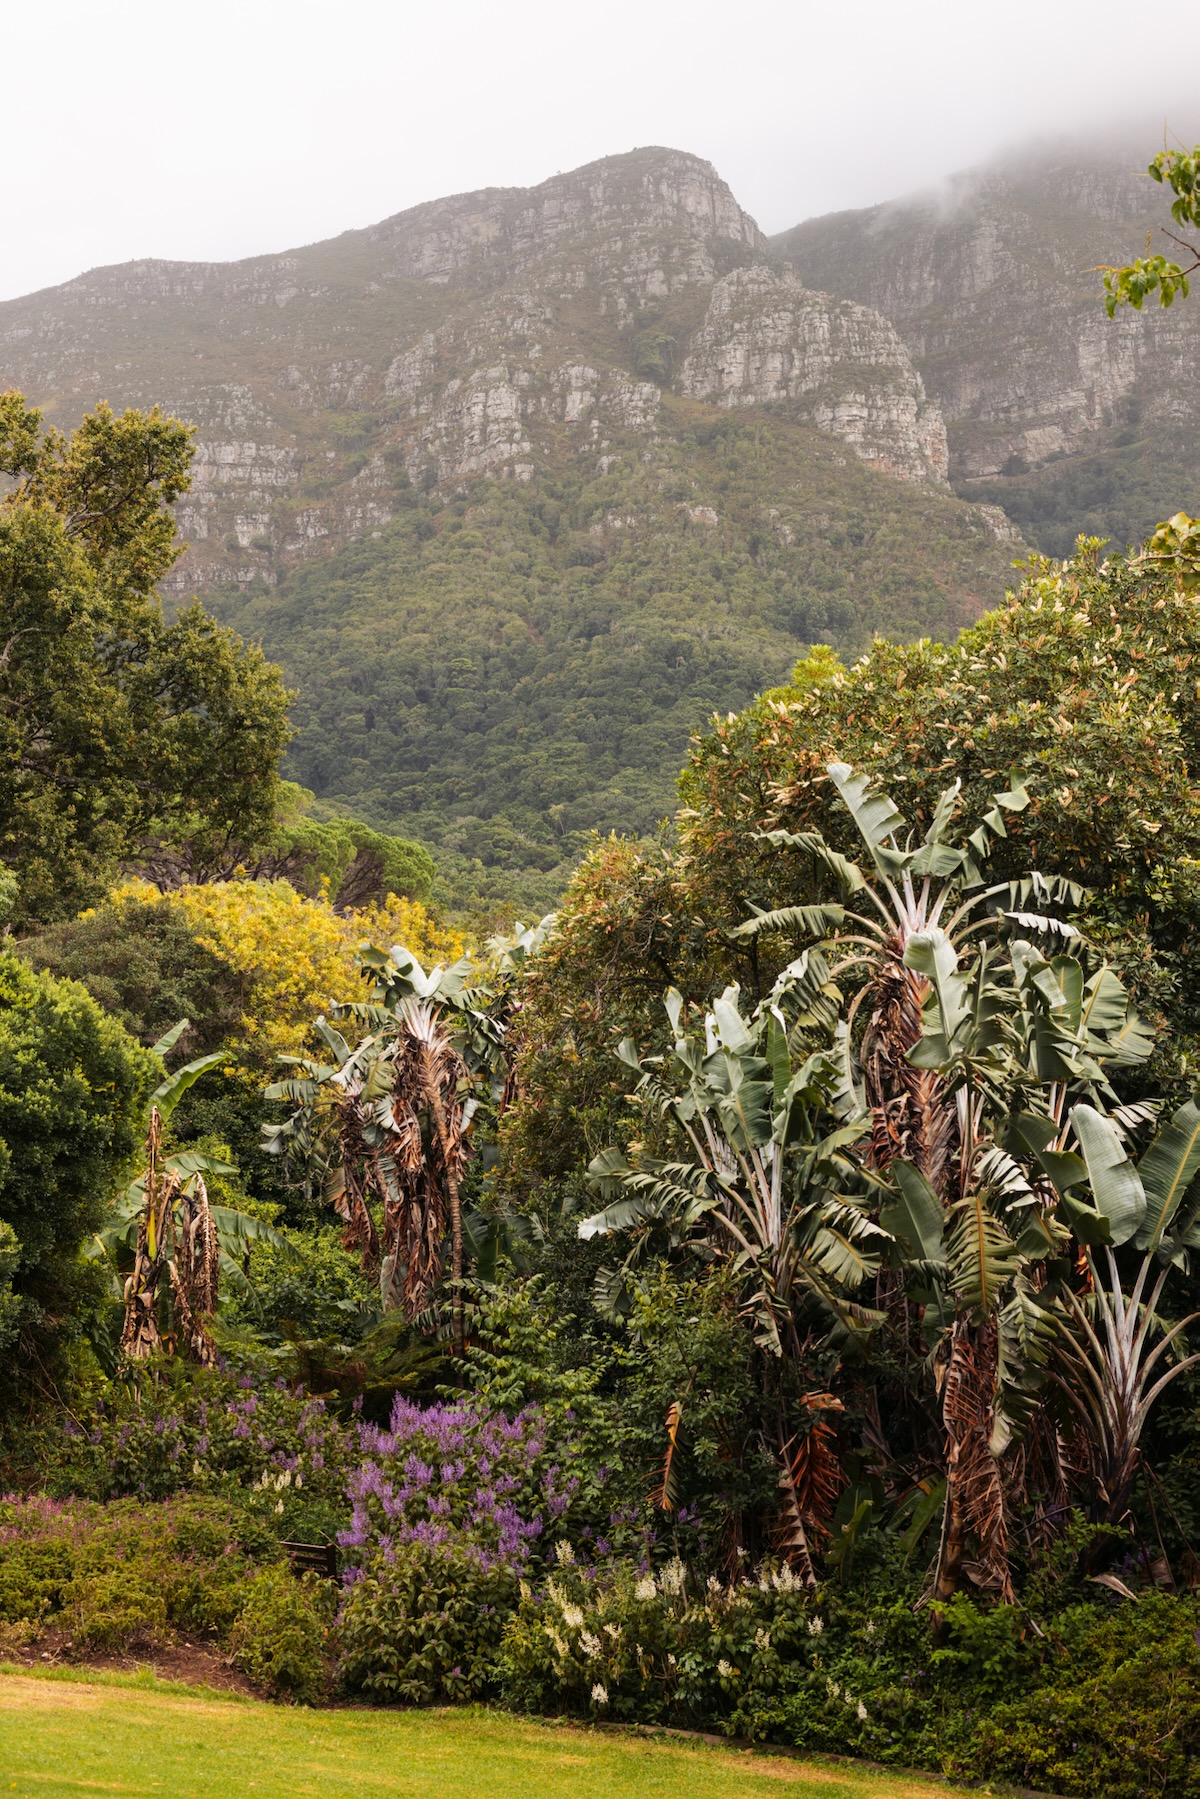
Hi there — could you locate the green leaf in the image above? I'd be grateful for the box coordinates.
[151,1050,225,1123]
[729,902,846,941]
[826,761,905,854]
[895,1479,946,1563]
[1070,1104,1147,1246]
[905,929,968,1045]
[149,1019,189,1061]
[947,1193,1020,1315]
[208,1205,303,1261]
[711,989,755,1055]
[165,1150,238,1180]
[1058,1192,1113,1247]
[586,1146,634,1196]
[761,828,866,895]
[882,1162,946,1263]
[1080,966,1131,1038]
[1134,1099,1200,1252]
[714,1070,774,1151]
[764,1012,791,1108]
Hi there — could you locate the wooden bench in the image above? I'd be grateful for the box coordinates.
[281,1540,338,1578]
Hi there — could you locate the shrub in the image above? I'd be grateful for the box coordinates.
[952,1595,1200,1799]
[19,896,248,1058]
[336,1543,517,1702]
[338,1394,572,1578]
[0,951,156,1385]
[229,1566,332,1704]
[500,1554,867,1729]
[65,1571,167,1650]
[51,1366,355,1536]
[0,1493,283,1652]
[332,1392,579,1703]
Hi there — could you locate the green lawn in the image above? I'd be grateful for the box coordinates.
[0,1668,975,1799]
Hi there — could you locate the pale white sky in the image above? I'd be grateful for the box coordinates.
[3,0,1197,301]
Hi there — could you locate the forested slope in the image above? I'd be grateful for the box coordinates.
[212,405,1014,907]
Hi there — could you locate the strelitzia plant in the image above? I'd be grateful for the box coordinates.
[579,959,882,1581]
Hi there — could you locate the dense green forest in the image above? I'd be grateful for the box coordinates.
[210,407,1014,912]
[968,417,1200,559]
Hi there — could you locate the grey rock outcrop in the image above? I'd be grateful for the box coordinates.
[677,265,948,485]
[773,141,1200,502]
[0,147,955,594]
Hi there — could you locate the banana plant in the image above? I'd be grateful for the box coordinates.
[1038,1097,1200,1527]
[96,1023,298,1365]
[880,919,1155,1606]
[265,943,518,1354]
[580,961,884,1350]
[733,761,1082,1188]
[578,965,883,1583]
[735,761,1155,1604]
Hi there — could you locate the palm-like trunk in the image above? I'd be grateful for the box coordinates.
[862,949,953,1190]
[169,1175,220,1366]
[417,1045,466,1357]
[932,1319,1012,1629]
[120,1111,174,1361]
[863,944,1012,1612]
[333,1100,381,1269]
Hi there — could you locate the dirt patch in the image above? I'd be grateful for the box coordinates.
[5,1626,262,1697]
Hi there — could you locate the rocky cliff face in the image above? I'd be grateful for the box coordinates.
[0,148,958,594]
[677,265,948,485]
[772,141,1200,549]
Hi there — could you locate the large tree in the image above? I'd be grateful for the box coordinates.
[0,949,156,1386]
[0,393,292,923]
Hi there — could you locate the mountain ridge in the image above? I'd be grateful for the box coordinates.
[0,147,962,596]
[0,146,1031,910]
[772,138,1200,554]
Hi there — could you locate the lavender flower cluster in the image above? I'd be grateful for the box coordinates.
[339,1394,578,1580]
[54,1371,354,1509]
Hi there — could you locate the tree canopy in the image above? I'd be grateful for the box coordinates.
[0,950,155,1374]
[501,543,1200,1204]
[0,393,293,923]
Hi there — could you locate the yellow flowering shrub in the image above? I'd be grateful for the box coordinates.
[109,879,463,1071]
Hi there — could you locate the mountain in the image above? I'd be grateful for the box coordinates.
[0,149,1021,909]
[773,136,1200,557]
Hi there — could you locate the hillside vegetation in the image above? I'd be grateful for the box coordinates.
[2,148,1021,906]
[213,407,1013,910]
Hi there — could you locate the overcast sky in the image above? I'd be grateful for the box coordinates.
[3,0,1198,302]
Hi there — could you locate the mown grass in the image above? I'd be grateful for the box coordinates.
[0,1667,978,1799]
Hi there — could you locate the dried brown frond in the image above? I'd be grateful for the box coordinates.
[331,1099,382,1270]
[934,1319,1013,1606]
[773,1396,846,1586]
[327,1000,472,1350]
[120,1108,177,1362]
[785,1393,845,1543]
[862,950,955,1194]
[648,1398,686,1512]
[170,1176,220,1366]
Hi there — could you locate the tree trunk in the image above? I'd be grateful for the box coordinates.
[418,1051,465,1357]
[932,1318,1012,1635]
[120,1113,175,1361]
